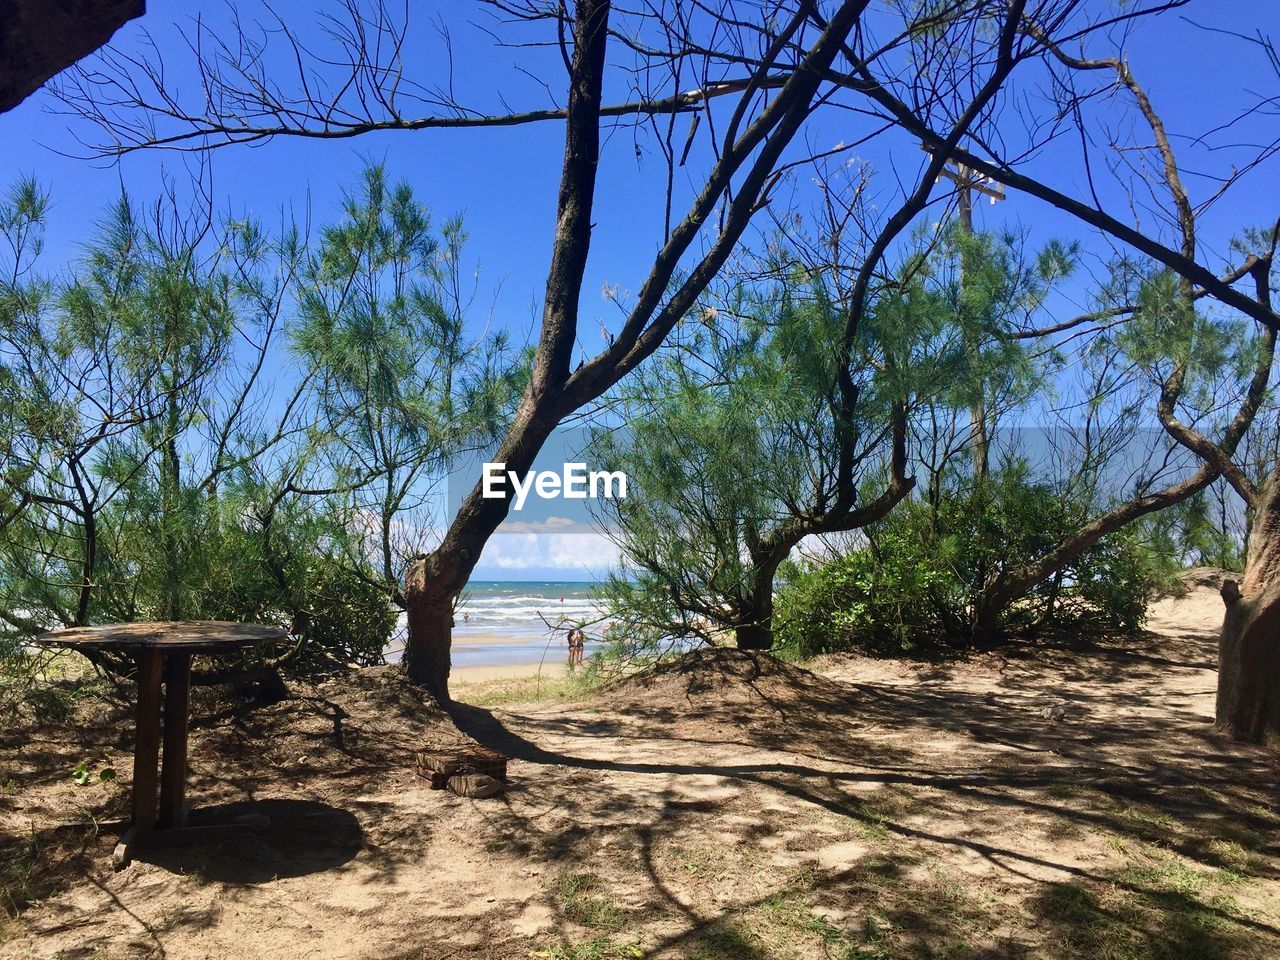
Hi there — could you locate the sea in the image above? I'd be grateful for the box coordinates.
[383,580,606,669]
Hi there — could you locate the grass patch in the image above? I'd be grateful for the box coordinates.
[532,873,644,959]
[0,822,103,919]
[688,868,918,960]
[453,670,603,707]
[529,935,643,960]
[848,811,894,845]
[1034,876,1249,960]
[0,828,44,918]
[758,886,846,947]
[667,844,726,881]
[556,873,627,932]
[1117,855,1211,897]
[689,917,764,960]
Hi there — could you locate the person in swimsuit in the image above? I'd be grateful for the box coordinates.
[566,627,585,668]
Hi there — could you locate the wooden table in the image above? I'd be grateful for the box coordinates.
[35,621,288,867]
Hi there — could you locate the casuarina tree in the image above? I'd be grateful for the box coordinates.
[55,0,1202,701]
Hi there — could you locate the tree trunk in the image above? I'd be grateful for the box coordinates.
[970,590,1003,649]
[1217,580,1280,745]
[734,620,773,651]
[400,403,565,700]
[733,567,778,651]
[1216,470,1280,746]
[0,0,144,113]
[399,0,614,701]
[403,586,455,704]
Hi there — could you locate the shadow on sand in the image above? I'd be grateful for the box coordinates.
[137,799,364,884]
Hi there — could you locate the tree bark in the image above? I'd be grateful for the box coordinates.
[734,560,780,651]
[1216,468,1280,745]
[970,592,1003,649]
[0,0,144,113]
[1217,582,1280,746]
[734,620,773,651]
[402,575,456,703]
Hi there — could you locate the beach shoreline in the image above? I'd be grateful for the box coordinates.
[450,660,571,684]
[380,580,603,673]
[450,631,560,648]
[383,627,585,679]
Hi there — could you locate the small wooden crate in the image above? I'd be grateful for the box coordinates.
[415,740,508,790]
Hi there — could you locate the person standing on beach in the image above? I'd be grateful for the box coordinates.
[566,627,585,668]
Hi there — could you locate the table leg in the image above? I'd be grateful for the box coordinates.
[130,649,164,831]
[159,651,192,829]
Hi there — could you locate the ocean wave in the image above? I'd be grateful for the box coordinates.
[394,613,600,629]
[460,595,596,606]
[470,602,597,608]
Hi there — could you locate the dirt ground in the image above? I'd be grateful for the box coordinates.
[2,573,1277,960]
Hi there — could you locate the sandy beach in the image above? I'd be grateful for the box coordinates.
[450,631,557,648]
[6,574,1278,960]
[450,631,575,684]
[383,629,580,683]
[451,658,570,684]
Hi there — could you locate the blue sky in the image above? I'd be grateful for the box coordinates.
[2,2,1277,580]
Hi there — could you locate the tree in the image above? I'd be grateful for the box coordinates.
[51,0,1195,700]
[0,178,310,668]
[293,164,523,608]
[852,21,1280,742]
[593,230,915,652]
[0,169,510,681]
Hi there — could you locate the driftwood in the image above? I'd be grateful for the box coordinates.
[416,740,508,799]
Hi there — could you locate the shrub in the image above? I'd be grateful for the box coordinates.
[775,469,1162,658]
[292,557,399,671]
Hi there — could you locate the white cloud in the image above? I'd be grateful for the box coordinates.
[473,531,621,577]
[497,515,590,534]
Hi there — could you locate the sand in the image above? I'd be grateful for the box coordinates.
[385,630,578,681]
[451,631,554,648]
[452,660,570,683]
[2,572,1278,959]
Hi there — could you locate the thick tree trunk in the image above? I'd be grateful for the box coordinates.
[1,0,144,113]
[970,593,1002,649]
[1217,580,1280,745]
[734,619,773,651]
[400,400,567,700]
[733,564,779,651]
[1216,471,1280,746]
[403,585,455,703]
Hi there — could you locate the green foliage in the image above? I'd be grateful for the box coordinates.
[592,254,910,651]
[293,164,524,590]
[774,544,940,658]
[776,466,1161,658]
[70,759,116,786]
[293,556,399,669]
[923,225,1068,415]
[1,167,516,687]
[1143,487,1246,573]
[595,223,1076,654]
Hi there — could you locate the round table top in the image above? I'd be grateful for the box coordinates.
[35,620,289,653]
